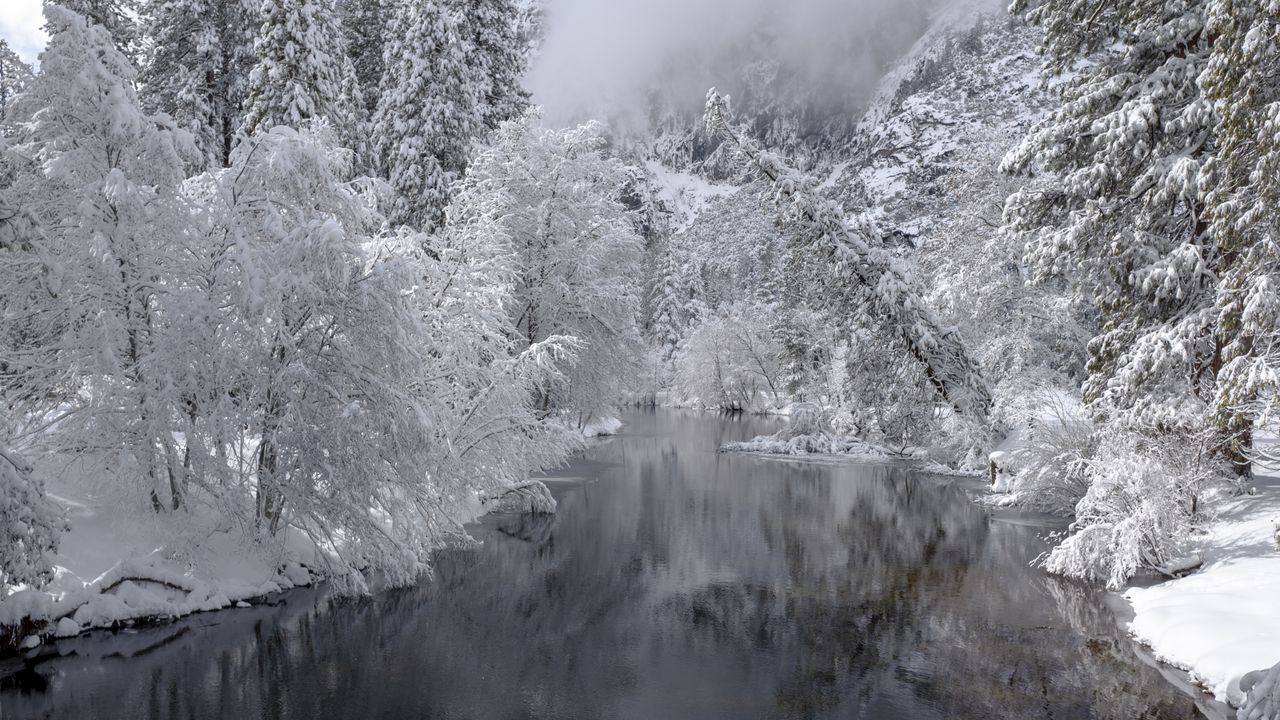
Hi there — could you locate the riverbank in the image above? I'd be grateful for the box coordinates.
[0,417,623,654]
[1124,469,1280,707]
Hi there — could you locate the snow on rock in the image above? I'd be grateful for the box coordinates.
[1241,662,1280,720]
[52,617,80,638]
[481,481,557,515]
[1124,472,1280,706]
[582,416,623,438]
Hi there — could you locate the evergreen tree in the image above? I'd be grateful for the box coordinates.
[141,0,257,167]
[454,0,530,131]
[241,0,347,137]
[1001,0,1224,456]
[339,0,386,113]
[374,0,479,230]
[0,40,33,119]
[58,0,141,59]
[1200,0,1280,473]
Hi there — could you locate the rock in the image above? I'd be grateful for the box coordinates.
[482,481,557,514]
[53,617,81,638]
[1240,662,1280,720]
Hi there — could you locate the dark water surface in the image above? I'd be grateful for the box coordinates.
[1,411,1212,719]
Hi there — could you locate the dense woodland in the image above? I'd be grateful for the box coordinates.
[0,0,1277,657]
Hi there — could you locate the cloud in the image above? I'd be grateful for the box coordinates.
[525,0,944,129]
[0,0,48,64]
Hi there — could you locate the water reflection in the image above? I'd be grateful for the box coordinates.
[1,410,1205,719]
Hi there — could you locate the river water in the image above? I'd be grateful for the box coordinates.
[1,410,1213,719]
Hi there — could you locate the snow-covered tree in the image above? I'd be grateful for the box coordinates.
[141,0,257,167]
[58,0,141,59]
[185,123,578,580]
[339,0,386,113]
[449,116,644,419]
[704,90,992,421]
[672,303,783,411]
[0,447,62,588]
[1200,0,1280,474]
[3,5,197,510]
[240,0,347,137]
[0,40,33,119]
[647,238,706,364]
[1002,0,1222,454]
[455,0,529,131]
[374,0,480,230]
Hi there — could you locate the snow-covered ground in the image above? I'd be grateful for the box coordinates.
[1125,469,1280,706]
[0,471,326,650]
[642,160,737,233]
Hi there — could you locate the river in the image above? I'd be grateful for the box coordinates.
[0,410,1217,719]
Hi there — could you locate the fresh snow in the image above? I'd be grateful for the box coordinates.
[1125,470,1280,706]
[642,159,737,233]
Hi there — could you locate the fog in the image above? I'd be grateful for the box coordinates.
[526,0,954,130]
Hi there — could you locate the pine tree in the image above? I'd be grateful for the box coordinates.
[241,0,347,137]
[374,0,480,230]
[141,0,257,167]
[454,0,530,131]
[339,0,386,113]
[57,0,141,59]
[1002,0,1222,451]
[0,40,33,119]
[1200,0,1280,473]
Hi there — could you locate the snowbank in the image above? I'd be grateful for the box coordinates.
[1,459,555,651]
[0,476,322,652]
[1124,471,1280,707]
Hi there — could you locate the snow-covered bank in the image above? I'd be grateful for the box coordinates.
[0,477,327,653]
[1124,471,1280,707]
[0,469,565,653]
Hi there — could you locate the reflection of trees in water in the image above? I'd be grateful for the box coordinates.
[0,412,1203,719]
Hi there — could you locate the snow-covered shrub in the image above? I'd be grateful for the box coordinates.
[1004,394,1097,515]
[0,447,62,588]
[673,302,784,411]
[1041,433,1221,588]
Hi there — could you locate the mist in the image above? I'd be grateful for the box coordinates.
[526,0,949,131]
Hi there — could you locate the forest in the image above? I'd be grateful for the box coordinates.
[0,0,1278,716]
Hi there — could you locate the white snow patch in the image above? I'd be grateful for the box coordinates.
[643,160,737,233]
[1125,469,1280,706]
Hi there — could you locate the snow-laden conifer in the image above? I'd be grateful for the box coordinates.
[141,0,256,167]
[374,0,480,230]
